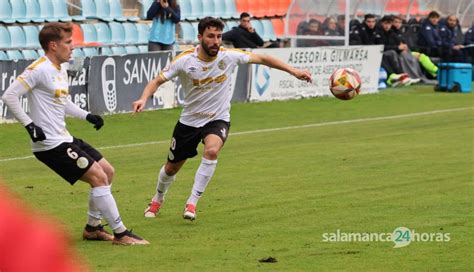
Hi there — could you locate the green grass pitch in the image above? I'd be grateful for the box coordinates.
[0,85,472,271]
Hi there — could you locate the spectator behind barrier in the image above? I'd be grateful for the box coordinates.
[350,14,378,45]
[392,15,406,43]
[374,16,418,87]
[380,15,437,84]
[407,16,423,25]
[392,15,438,78]
[147,0,181,52]
[222,12,278,49]
[300,19,327,47]
[336,15,345,35]
[323,17,343,45]
[222,12,264,48]
[296,19,310,47]
[464,26,474,64]
[439,15,465,62]
[418,11,442,57]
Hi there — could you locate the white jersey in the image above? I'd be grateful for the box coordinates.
[161,46,250,127]
[18,56,73,152]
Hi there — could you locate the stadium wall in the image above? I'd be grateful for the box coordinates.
[0,46,382,121]
[249,45,383,101]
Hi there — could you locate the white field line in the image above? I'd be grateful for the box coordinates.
[1,107,472,163]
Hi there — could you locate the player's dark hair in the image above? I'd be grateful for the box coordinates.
[39,22,73,51]
[392,15,403,21]
[308,19,321,25]
[380,15,393,23]
[364,14,376,21]
[240,12,251,20]
[428,11,440,18]
[198,17,224,35]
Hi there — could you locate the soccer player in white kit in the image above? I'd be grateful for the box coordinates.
[2,23,148,245]
[133,17,312,220]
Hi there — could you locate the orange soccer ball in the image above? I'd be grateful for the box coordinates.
[329,68,362,100]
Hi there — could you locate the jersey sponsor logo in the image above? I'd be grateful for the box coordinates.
[51,75,65,83]
[192,73,228,87]
[192,112,216,118]
[54,89,69,97]
[54,89,69,104]
[188,67,197,73]
[214,74,227,83]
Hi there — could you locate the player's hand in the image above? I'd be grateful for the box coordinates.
[86,114,104,130]
[132,99,146,113]
[292,68,312,83]
[25,122,46,142]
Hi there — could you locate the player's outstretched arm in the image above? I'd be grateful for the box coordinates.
[132,74,167,113]
[249,53,312,83]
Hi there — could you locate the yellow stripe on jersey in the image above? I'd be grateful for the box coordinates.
[159,72,168,82]
[52,63,61,71]
[17,77,32,91]
[172,48,195,63]
[27,57,46,70]
[197,55,217,62]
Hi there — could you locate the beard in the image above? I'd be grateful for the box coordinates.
[201,42,220,57]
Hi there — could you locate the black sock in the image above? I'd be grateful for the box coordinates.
[85,224,102,232]
[114,230,128,238]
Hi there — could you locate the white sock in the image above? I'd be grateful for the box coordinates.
[187,158,217,206]
[152,166,176,203]
[87,190,102,227]
[91,185,126,233]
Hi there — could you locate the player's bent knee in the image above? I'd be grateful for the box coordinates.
[98,159,115,183]
[204,148,219,160]
[164,161,185,176]
[164,165,178,176]
[82,163,109,187]
[91,171,108,187]
[104,165,115,183]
